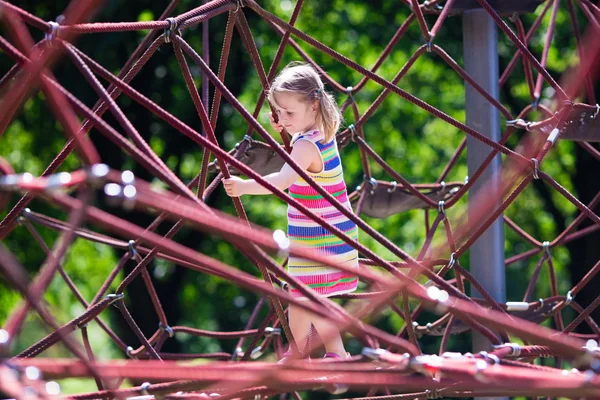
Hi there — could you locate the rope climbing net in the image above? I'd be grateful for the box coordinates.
[0,0,600,398]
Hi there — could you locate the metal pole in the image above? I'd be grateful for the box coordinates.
[463,9,506,400]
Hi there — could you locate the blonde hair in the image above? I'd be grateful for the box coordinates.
[267,63,342,142]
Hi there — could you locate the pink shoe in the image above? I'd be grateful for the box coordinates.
[322,352,350,394]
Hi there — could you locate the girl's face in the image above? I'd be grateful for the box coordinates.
[272,92,318,135]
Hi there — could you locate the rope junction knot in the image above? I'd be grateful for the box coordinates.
[263,327,281,337]
[105,293,125,305]
[506,118,533,131]
[44,21,60,44]
[564,290,574,306]
[531,158,540,179]
[493,342,522,357]
[448,252,456,268]
[348,124,357,142]
[361,347,390,360]
[437,200,445,217]
[369,177,378,195]
[128,240,139,260]
[164,17,179,43]
[88,163,109,186]
[542,241,551,257]
[140,382,151,395]
[159,322,175,338]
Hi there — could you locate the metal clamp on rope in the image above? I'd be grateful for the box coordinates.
[0,173,33,191]
[564,290,574,306]
[164,17,178,43]
[506,118,532,131]
[159,322,174,338]
[425,32,434,52]
[538,297,544,311]
[369,177,378,195]
[264,327,281,337]
[232,347,243,360]
[542,241,551,257]
[140,382,151,396]
[128,240,139,260]
[233,0,244,13]
[250,345,263,360]
[387,181,397,193]
[505,302,529,311]
[348,124,357,142]
[88,163,109,186]
[546,128,560,146]
[439,180,446,193]
[17,207,32,225]
[44,21,60,45]
[425,389,441,399]
[126,346,135,358]
[361,347,389,360]
[105,293,125,305]
[594,104,600,119]
[531,158,540,179]
[448,252,456,268]
[492,342,521,357]
[438,200,446,217]
[346,86,355,103]
[46,172,72,190]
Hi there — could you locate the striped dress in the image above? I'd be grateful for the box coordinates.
[287,130,359,298]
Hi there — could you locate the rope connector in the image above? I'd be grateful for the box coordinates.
[387,181,397,193]
[348,124,357,142]
[126,346,135,358]
[346,86,354,103]
[594,104,600,119]
[492,342,521,357]
[425,389,441,399]
[264,327,281,337]
[159,322,175,338]
[164,17,178,43]
[44,21,60,44]
[531,158,539,179]
[233,0,244,13]
[538,297,544,311]
[128,240,139,260]
[448,252,456,268]
[140,382,151,396]
[250,345,263,359]
[89,163,109,185]
[542,241,551,257]
[361,347,389,360]
[369,177,378,195]
[438,200,445,217]
[426,40,433,52]
[564,290,574,306]
[105,293,125,305]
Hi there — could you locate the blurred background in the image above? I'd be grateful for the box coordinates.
[1,0,599,396]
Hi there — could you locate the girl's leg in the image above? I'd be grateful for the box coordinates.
[288,303,313,355]
[311,312,347,356]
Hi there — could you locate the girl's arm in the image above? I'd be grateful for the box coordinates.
[223,140,320,197]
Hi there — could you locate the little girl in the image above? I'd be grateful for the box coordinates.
[223,63,359,372]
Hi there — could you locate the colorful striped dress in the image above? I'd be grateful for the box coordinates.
[287,129,359,298]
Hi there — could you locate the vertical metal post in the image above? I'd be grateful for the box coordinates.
[463,10,506,400]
